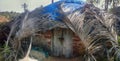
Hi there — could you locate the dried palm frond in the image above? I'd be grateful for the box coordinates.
[58,2,120,61]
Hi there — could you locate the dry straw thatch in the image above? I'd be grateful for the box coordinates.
[59,3,120,61]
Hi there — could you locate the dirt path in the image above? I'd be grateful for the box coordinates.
[44,56,83,61]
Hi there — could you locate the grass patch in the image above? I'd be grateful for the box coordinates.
[0,42,11,61]
[118,36,120,45]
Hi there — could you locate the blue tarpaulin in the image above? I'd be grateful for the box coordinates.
[60,0,86,3]
[42,0,86,21]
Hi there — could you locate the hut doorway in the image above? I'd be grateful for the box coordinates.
[51,28,73,58]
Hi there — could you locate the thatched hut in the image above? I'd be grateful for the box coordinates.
[6,0,87,59]
[6,0,120,61]
[9,11,85,58]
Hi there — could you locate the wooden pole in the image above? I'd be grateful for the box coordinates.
[52,0,54,4]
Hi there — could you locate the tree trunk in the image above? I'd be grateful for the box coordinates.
[105,0,109,11]
[113,0,115,8]
[52,0,54,3]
